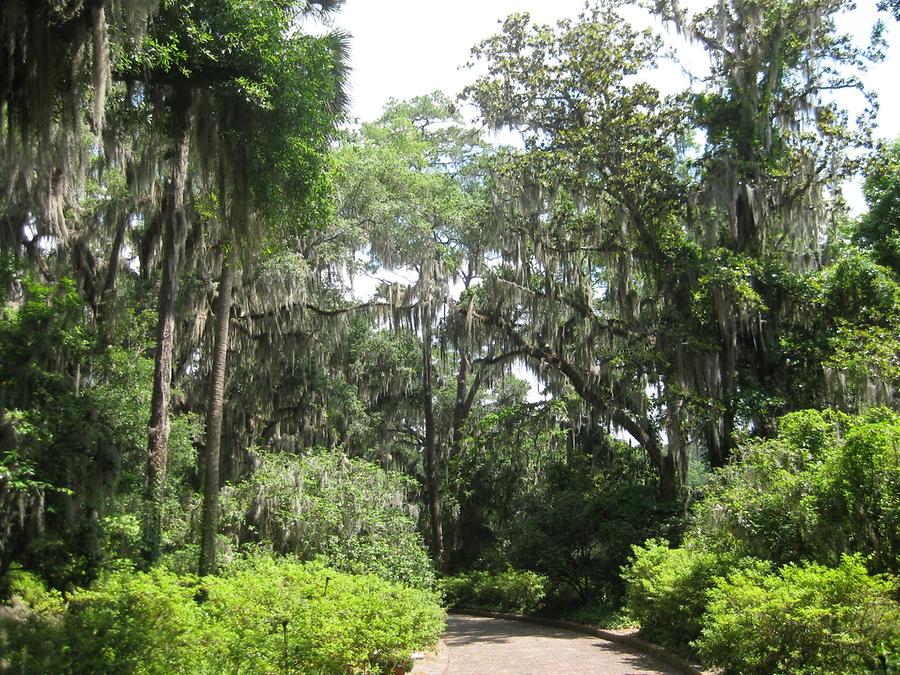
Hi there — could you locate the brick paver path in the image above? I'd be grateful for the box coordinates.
[412,614,682,674]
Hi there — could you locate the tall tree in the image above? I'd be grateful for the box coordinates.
[335,94,488,563]
[655,0,881,462]
[461,0,881,497]
[855,139,900,277]
[110,0,348,562]
[198,15,348,575]
[463,4,690,497]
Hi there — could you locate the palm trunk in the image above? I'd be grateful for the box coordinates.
[422,302,444,565]
[142,97,192,564]
[199,259,233,576]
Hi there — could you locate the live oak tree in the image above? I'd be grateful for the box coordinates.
[461,0,887,497]
[335,93,492,563]
[656,0,884,463]
[462,4,693,498]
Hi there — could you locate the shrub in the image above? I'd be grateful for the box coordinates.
[3,568,63,613]
[0,569,66,673]
[690,407,900,573]
[440,568,548,614]
[824,415,900,573]
[1,556,445,674]
[696,556,900,674]
[221,449,436,589]
[621,539,743,653]
[203,554,445,674]
[2,568,215,674]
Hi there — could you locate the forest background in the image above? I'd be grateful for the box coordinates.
[1,0,899,673]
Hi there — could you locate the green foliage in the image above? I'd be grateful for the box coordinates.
[696,556,900,674]
[776,251,900,412]
[0,269,199,585]
[691,408,900,572]
[625,408,900,667]
[3,568,64,613]
[856,139,900,276]
[505,452,679,604]
[445,395,678,610]
[1,568,214,674]
[440,568,548,615]
[621,540,742,653]
[825,412,900,573]
[561,600,635,629]
[2,556,445,674]
[205,554,444,674]
[221,448,436,589]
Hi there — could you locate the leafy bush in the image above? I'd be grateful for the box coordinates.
[561,600,636,629]
[440,568,548,614]
[623,408,900,666]
[621,539,742,653]
[2,568,215,674]
[2,568,63,612]
[824,412,900,573]
[696,556,900,674]
[205,554,444,674]
[221,449,436,589]
[690,407,900,572]
[1,556,445,674]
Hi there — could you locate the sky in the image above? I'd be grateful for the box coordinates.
[330,0,900,144]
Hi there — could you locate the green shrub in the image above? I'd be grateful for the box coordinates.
[4,568,64,613]
[825,416,900,573]
[2,568,215,674]
[440,568,548,614]
[696,556,900,674]
[562,600,636,629]
[1,556,445,674]
[621,539,742,653]
[690,407,900,573]
[204,554,445,674]
[0,569,66,673]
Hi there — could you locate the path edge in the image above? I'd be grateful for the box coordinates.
[451,609,707,675]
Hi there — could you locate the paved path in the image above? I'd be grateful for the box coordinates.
[412,614,682,675]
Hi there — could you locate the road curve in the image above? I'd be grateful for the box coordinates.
[412,614,683,675]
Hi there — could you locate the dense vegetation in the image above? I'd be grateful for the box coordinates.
[1,0,898,672]
[623,408,900,672]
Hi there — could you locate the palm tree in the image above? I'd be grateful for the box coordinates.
[198,12,349,575]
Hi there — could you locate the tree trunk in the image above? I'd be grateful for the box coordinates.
[97,206,129,331]
[101,208,127,302]
[449,350,469,462]
[422,302,444,566]
[199,258,233,576]
[444,349,485,561]
[142,96,192,564]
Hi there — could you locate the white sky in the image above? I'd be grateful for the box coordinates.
[332,0,900,143]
